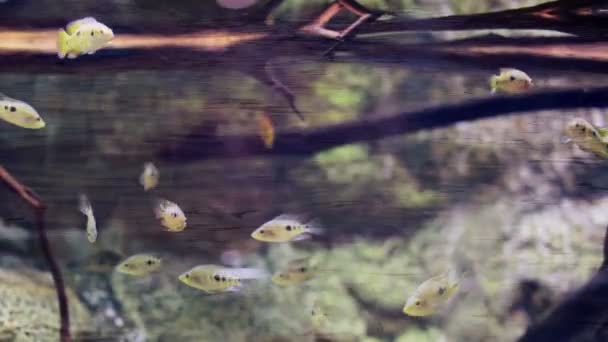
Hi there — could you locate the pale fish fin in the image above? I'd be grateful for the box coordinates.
[153,198,169,218]
[499,67,515,74]
[225,285,244,293]
[597,127,608,139]
[66,17,98,34]
[57,29,71,59]
[67,53,78,59]
[292,234,312,241]
[225,267,268,280]
[489,75,498,93]
[304,219,323,235]
[78,194,93,216]
[274,213,305,222]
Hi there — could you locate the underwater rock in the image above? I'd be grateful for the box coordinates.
[0,267,91,341]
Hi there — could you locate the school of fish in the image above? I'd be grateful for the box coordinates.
[3,11,604,338]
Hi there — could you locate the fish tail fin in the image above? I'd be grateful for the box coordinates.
[153,198,167,218]
[305,219,324,235]
[78,194,92,216]
[230,267,269,280]
[489,75,498,93]
[446,269,465,294]
[57,29,70,59]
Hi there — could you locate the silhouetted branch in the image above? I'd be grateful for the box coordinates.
[519,225,608,341]
[357,0,608,37]
[1,0,606,37]
[0,166,71,342]
[160,86,608,161]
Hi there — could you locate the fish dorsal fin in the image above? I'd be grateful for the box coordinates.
[66,17,98,34]
[274,213,304,223]
[499,67,515,74]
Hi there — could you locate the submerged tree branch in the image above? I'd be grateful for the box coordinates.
[0,166,71,342]
[356,0,608,37]
[160,86,608,162]
[518,225,608,341]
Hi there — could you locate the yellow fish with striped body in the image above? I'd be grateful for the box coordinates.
[0,93,45,129]
[490,68,532,94]
[154,199,187,232]
[139,162,159,191]
[78,194,97,243]
[251,214,323,243]
[57,17,114,59]
[178,264,267,294]
[272,257,316,286]
[564,118,608,158]
[115,254,161,276]
[403,271,459,317]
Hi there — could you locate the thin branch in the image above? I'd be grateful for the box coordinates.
[518,225,608,341]
[0,166,71,342]
[357,0,608,37]
[160,86,608,162]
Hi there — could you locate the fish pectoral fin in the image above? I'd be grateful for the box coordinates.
[292,234,312,241]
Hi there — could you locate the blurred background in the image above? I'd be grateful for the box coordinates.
[2,0,608,341]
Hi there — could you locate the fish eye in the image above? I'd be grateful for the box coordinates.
[221,277,227,282]
[415,301,421,306]
[3,106,7,110]
[147,260,154,265]
[9,106,16,112]
[91,31,95,36]
[185,274,190,278]
[77,31,81,36]
[124,263,130,268]
[299,267,307,272]
[509,76,516,81]
[36,117,41,121]
[171,212,178,218]
[286,225,292,231]
[214,275,221,281]
[259,229,265,234]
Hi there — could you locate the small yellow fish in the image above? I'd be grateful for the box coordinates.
[564,118,608,158]
[403,272,459,317]
[490,68,533,94]
[258,113,275,149]
[78,194,97,243]
[0,93,45,129]
[115,254,161,276]
[271,257,316,286]
[251,214,323,243]
[57,17,114,59]
[139,162,159,191]
[154,199,187,232]
[178,264,266,294]
[311,301,329,330]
